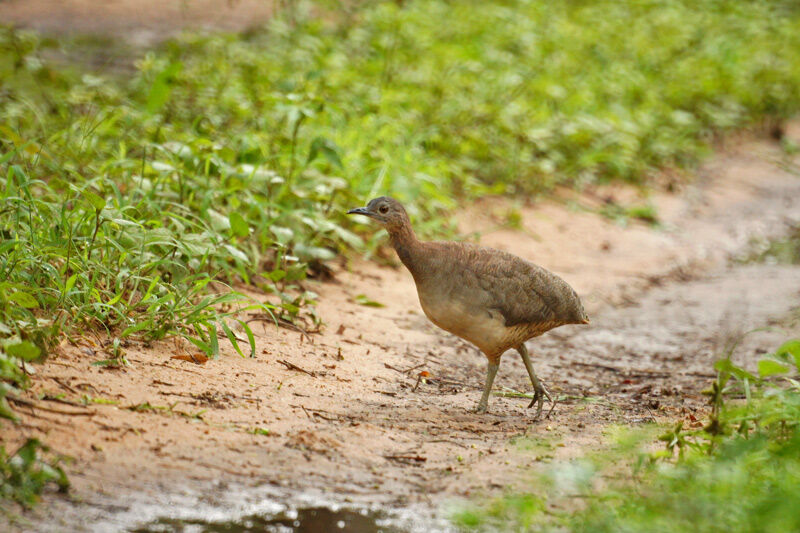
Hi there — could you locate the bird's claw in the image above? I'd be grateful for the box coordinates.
[527,392,538,410]
[527,384,553,420]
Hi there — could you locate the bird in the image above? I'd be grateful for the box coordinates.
[347,196,589,419]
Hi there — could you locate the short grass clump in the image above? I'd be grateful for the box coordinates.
[452,338,800,532]
[740,224,800,265]
[1,439,69,510]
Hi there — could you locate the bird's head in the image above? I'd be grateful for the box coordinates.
[347,196,410,232]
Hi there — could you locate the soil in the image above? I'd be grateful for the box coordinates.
[0,1,278,45]
[2,124,799,531]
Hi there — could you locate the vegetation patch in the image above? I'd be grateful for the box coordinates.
[1,439,69,510]
[452,338,800,532]
[739,225,800,265]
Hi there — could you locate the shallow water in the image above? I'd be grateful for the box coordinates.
[132,506,406,533]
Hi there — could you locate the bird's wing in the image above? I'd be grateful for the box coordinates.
[463,245,580,327]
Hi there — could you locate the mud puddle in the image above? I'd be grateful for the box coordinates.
[133,506,403,533]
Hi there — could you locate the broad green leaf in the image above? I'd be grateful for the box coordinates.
[294,243,335,261]
[64,274,77,293]
[281,302,300,315]
[6,340,41,361]
[266,269,286,282]
[307,137,344,169]
[239,319,257,358]
[355,294,385,308]
[150,161,174,173]
[9,291,39,308]
[714,358,757,382]
[331,225,363,248]
[111,218,140,228]
[0,396,18,421]
[229,212,249,238]
[758,358,790,377]
[775,339,800,369]
[207,209,230,232]
[183,334,212,356]
[121,321,151,338]
[107,291,124,306]
[223,244,249,263]
[146,61,182,113]
[270,226,294,244]
[207,323,219,359]
[81,189,106,211]
[220,320,245,358]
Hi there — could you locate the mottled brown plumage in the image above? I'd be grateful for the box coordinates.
[348,196,589,419]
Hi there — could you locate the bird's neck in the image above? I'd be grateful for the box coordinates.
[388,223,424,276]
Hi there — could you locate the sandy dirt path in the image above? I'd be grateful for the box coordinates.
[2,127,798,531]
[0,1,277,44]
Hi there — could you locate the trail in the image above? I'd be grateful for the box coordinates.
[4,129,800,531]
[0,1,277,45]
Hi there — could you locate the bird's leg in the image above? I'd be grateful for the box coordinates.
[517,343,552,420]
[475,361,499,414]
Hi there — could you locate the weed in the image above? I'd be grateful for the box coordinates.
[1,439,69,510]
[452,338,800,532]
[739,225,800,265]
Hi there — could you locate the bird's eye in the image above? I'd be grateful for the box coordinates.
[379,205,389,214]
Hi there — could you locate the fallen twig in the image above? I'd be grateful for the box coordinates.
[246,313,318,341]
[51,376,78,394]
[8,396,95,416]
[426,439,469,449]
[149,361,203,375]
[384,362,426,374]
[309,410,338,422]
[41,394,86,408]
[572,361,623,373]
[384,454,427,463]
[291,405,341,422]
[412,373,425,392]
[277,359,316,377]
[493,389,531,398]
[158,391,261,403]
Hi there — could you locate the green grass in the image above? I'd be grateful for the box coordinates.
[452,339,800,532]
[2,0,800,506]
[1,439,69,510]
[740,225,800,265]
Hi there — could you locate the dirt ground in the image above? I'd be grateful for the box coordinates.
[0,1,279,45]
[1,123,798,531]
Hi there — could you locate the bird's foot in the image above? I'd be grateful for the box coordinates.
[474,402,488,414]
[527,384,553,421]
[526,385,552,408]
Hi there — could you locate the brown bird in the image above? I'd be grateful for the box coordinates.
[348,197,589,419]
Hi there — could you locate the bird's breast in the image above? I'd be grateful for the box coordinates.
[417,287,508,356]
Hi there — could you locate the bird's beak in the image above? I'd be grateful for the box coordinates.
[347,207,371,217]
